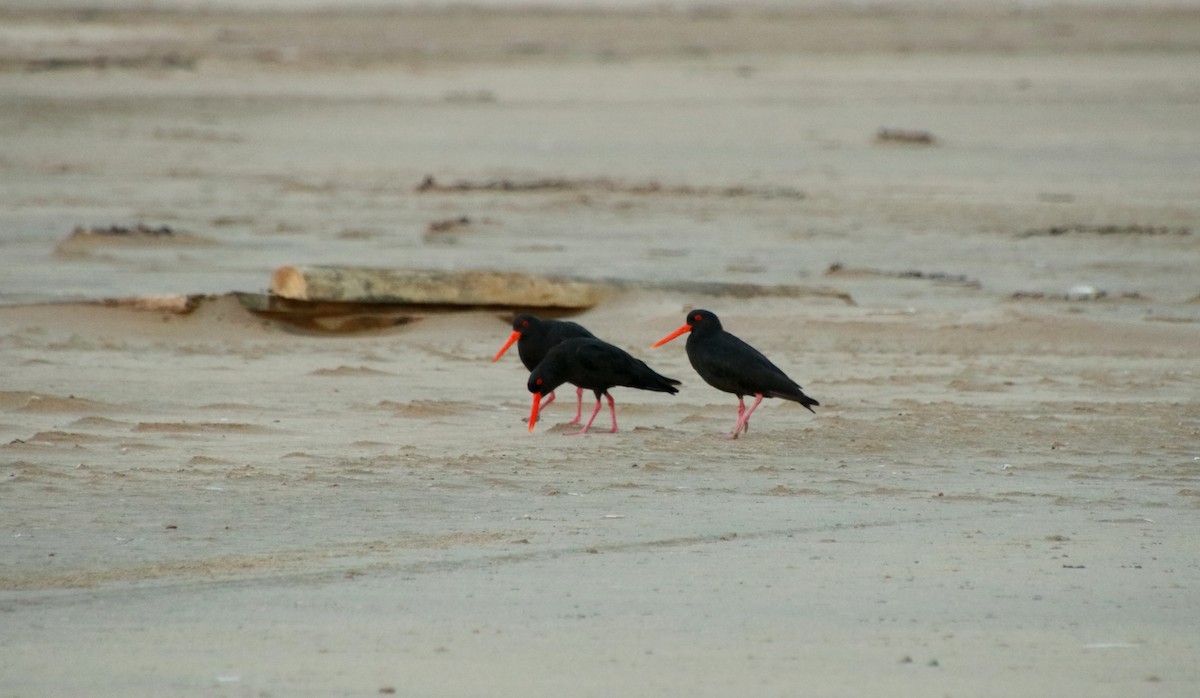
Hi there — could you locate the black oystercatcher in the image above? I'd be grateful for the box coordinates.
[652,309,818,439]
[493,313,595,423]
[527,337,680,435]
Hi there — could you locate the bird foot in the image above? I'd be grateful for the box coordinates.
[563,426,618,436]
[724,419,749,439]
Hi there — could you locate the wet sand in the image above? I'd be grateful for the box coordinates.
[2,3,1200,696]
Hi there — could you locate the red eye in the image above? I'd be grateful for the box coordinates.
[535,378,543,385]
[520,320,529,328]
[693,314,701,321]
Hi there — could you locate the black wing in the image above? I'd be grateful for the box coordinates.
[691,332,810,402]
[570,339,679,394]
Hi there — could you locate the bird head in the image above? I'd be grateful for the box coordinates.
[492,314,537,362]
[651,309,721,347]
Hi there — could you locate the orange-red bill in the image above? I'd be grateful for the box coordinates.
[651,324,691,348]
[528,392,542,432]
[493,330,522,362]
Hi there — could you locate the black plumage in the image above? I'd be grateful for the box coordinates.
[527,337,680,435]
[494,313,595,423]
[653,309,817,439]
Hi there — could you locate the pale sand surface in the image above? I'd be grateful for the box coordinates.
[2,4,1200,697]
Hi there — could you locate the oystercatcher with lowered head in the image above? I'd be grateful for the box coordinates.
[527,337,680,435]
[493,313,595,423]
[652,309,818,439]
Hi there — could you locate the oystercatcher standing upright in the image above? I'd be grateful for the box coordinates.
[652,309,818,439]
[527,337,680,435]
[493,313,595,423]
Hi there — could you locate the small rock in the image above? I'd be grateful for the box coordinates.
[1067,284,1102,301]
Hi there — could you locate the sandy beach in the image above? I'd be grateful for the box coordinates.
[2,2,1199,696]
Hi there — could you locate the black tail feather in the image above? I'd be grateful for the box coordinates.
[772,388,819,413]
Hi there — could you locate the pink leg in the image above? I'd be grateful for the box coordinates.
[569,386,585,425]
[540,391,557,410]
[604,393,618,433]
[566,398,603,436]
[726,396,746,440]
[726,394,764,440]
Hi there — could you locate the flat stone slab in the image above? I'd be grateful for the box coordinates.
[270,266,606,310]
